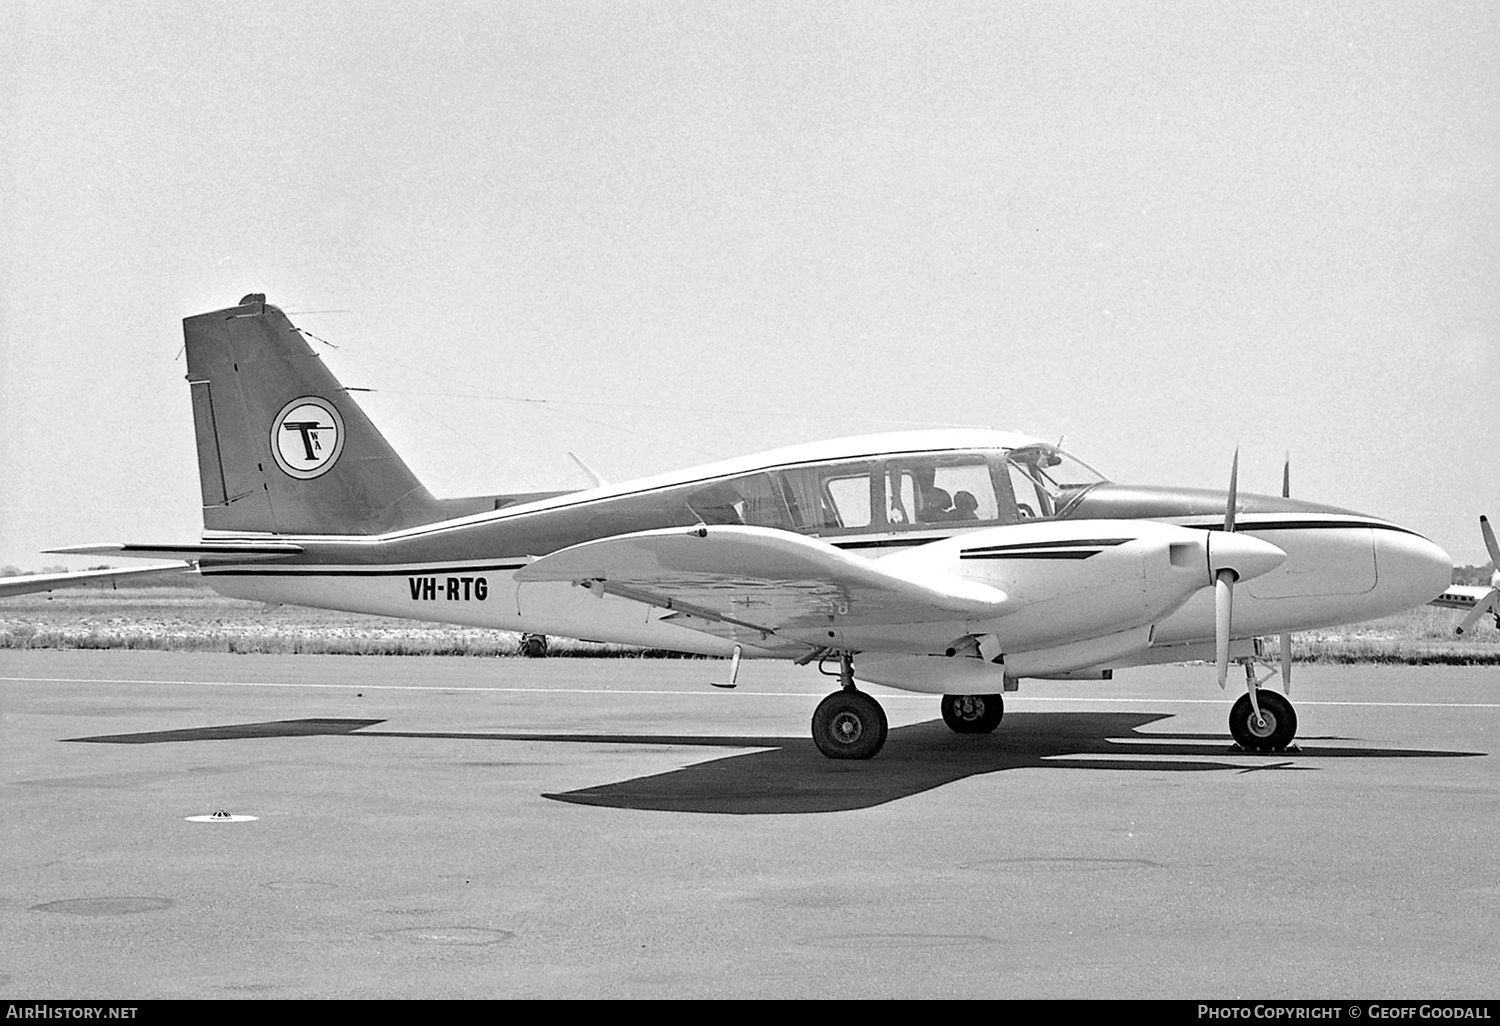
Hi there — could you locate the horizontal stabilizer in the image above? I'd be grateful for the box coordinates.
[46,542,304,562]
[516,525,1010,635]
[0,563,193,599]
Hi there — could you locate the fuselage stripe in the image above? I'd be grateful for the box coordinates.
[960,551,1101,560]
[961,537,1133,553]
[1194,519,1422,537]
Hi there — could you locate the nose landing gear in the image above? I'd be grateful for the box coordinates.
[1229,690,1297,751]
[1228,655,1298,752]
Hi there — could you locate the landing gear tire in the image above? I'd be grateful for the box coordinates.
[940,694,1004,734]
[812,690,889,760]
[1229,691,1297,752]
[519,633,549,658]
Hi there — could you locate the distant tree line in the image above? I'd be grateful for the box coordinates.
[1454,563,1497,585]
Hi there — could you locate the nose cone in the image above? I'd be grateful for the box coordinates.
[1208,532,1288,583]
[1375,530,1453,607]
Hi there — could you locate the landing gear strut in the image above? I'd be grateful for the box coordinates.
[810,653,888,760]
[940,694,1004,734]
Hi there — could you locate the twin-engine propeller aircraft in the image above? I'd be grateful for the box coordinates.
[1,295,1467,759]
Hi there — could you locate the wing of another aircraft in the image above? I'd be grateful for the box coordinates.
[515,525,1011,641]
[1429,586,1494,610]
[1431,584,1500,634]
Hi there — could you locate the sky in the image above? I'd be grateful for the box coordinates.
[1,0,1496,570]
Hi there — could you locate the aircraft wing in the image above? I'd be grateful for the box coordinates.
[0,563,194,599]
[515,525,1010,641]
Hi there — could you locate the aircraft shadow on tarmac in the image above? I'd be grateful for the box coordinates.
[64,711,1482,815]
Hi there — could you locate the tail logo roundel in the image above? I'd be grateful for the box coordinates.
[270,397,346,480]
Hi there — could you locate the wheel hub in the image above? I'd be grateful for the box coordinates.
[831,711,864,744]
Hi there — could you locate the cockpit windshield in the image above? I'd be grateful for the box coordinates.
[1004,444,1107,519]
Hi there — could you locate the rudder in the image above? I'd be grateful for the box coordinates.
[185,294,442,535]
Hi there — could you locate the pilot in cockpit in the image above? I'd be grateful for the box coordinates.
[919,487,953,523]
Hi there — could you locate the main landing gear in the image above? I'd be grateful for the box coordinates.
[808,654,1009,759]
[811,653,888,760]
[940,693,1004,734]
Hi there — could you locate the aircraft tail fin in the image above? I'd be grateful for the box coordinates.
[184,294,442,535]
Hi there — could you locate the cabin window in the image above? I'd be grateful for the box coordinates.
[776,461,877,533]
[825,475,872,528]
[683,473,792,529]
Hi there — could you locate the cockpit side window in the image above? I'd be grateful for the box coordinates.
[1004,444,1107,519]
[1007,461,1048,519]
[886,454,1008,528]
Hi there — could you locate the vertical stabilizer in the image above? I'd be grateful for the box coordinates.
[184,294,441,535]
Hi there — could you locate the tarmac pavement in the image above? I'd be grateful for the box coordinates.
[1,650,1496,999]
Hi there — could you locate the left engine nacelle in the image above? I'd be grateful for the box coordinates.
[877,519,1284,655]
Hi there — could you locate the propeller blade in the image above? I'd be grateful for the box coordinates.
[1215,568,1235,688]
[1280,632,1292,692]
[1282,454,1290,499]
[1225,448,1239,534]
[1456,589,1500,635]
[1454,516,1499,636]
